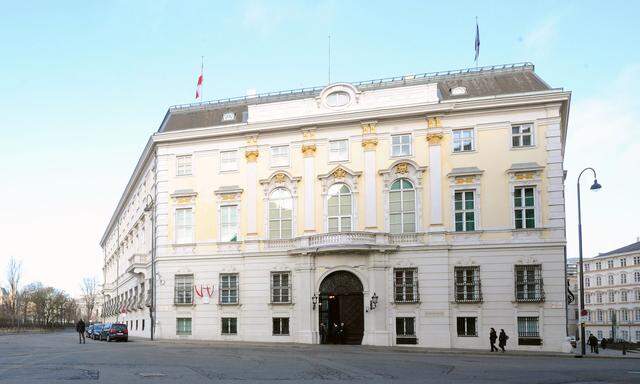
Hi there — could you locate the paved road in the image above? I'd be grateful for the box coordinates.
[0,331,638,383]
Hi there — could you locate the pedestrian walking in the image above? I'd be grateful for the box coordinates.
[76,319,86,344]
[489,328,498,352]
[498,329,508,352]
[319,322,327,344]
[588,334,599,353]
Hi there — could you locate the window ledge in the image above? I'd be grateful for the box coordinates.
[394,301,421,305]
[219,169,239,174]
[510,145,536,151]
[173,242,196,247]
[174,303,195,307]
[456,335,478,338]
[269,302,294,306]
[218,303,241,306]
[451,150,477,155]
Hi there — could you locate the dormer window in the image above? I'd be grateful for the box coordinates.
[451,86,467,96]
[325,91,351,107]
[222,112,236,122]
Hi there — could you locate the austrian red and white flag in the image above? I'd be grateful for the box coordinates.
[195,71,203,99]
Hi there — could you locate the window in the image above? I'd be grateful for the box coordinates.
[220,150,238,172]
[621,330,629,341]
[268,189,293,239]
[456,317,477,337]
[585,277,590,287]
[176,155,192,176]
[511,123,533,147]
[272,318,290,335]
[609,309,615,323]
[454,191,475,231]
[221,317,237,335]
[389,179,416,234]
[636,309,640,322]
[220,205,239,242]
[391,134,412,156]
[620,258,627,267]
[517,317,540,343]
[597,330,603,339]
[174,275,193,305]
[326,91,350,107]
[395,317,416,344]
[394,268,419,303]
[142,319,145,331]
[222,111,236,121]
[621,273,627,284]
[636,289,640,301]
[175,208,194,243]
[635,271,640,283]
[608,260,614,268]
[219,273,238,304]
[634,256,640,265]
[514,186,535,229]
[455,266,481,302]
[596,276,602,286]
[595,262,602,270]
[585,263,590,271]
[329,139,349,162]
[271,272,291,303]
[515,265,544,302]
[327,183,352,232]
[596,292,603,303]
[585,293,591,304]
[453,129,474,152]
[621,308,629,321]
[597,310,603,322]
[270,145,290,167]
[136,320,138,330]
[176,318,192,335]
[608,291,615,303]
[608,275,614,285]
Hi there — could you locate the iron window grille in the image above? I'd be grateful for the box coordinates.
[515,265,544,302]
[272,317,290,335]
[221,317,237,335]
[517,317,540,345]
[455,266,482,302]
[174,274,194,305]
[271,272,291,304]
[394,268,419,303]
[176,317,192,335]
[456,317,477,337]
[219,273,239,304]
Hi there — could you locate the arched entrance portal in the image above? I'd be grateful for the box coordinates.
[319,271,364,345]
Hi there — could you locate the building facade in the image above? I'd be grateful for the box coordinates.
[100,63,571,351]
[583,241,640,342]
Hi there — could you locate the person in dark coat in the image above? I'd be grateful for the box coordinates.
[600,338,607,350]
[76,319,86,344]
[498,329,509,352]
[588,334,599,353]
[335,322,345,344]
[489,328,498,352]
[319,322,327,344]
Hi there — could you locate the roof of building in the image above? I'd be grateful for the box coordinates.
[596,240,640,257]
[159,62,552,133]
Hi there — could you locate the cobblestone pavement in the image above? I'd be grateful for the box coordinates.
[0,331,639,383]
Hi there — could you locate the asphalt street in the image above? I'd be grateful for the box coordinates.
[0,331,638,383]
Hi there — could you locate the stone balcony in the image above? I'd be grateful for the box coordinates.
[287,231,406,255]
[126,253,149,275]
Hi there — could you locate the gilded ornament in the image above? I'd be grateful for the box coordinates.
[515,172,535,180]
[455,176,474,184]
[427,116,442,128]
[361,138,378,150]
[245,150,259,162]
[395,163,409,174]
[333,168,347,179]
[246,135,258,146]
[361,121,377,134]
[274,173,286,183]
[221,194,237,201]
[301,144,317,157]
[426,133,443,145]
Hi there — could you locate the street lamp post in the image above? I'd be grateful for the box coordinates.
[577,167,601,357]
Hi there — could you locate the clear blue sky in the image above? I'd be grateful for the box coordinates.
[1,0,639,295]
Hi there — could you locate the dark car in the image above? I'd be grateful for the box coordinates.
[100,323,128,342]
[91,324,103,340]
[85,324,94,338]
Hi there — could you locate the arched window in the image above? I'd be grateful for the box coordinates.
[268,188,293,239]
[327,183,352,232]
[389,179,416,234]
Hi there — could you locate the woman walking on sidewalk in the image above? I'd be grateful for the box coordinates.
[489,328,498,352]
[498,329,509,352]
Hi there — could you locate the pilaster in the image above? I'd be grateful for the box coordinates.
[245,135,259,240]
[302,129,317,233]
[427,117,444,234]
[361,121,378,229]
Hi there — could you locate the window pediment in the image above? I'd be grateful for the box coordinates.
[318,165,361,194]
[379,160,426,187]
[260,171,300,197]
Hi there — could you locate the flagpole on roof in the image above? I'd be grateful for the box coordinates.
[474,16,480,68]
[201,56,204,100]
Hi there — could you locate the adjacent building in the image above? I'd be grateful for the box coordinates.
[583,240,640,342]
[100,63,571,351]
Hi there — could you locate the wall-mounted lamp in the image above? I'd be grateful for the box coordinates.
[312,294,318,310]
[369,292,379,311]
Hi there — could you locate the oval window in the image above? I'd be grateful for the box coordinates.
[325,91,351,107]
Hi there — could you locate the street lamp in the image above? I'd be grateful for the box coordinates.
[312,294,318,310]
[577,167,601,357]
[369,293,379,310]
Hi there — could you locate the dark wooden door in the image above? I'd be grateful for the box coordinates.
[338,293,364,344]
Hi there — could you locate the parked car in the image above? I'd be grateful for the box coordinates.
[91,324,103,340]
[85,324,94,338]
[100,323,128,342]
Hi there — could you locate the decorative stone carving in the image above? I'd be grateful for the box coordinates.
[361,121,377,134]
[273,173,287,183]
[333,168,347,179]
[301,144,317,157]
[427,116,442,128]
[515,172,536,180]
[245,150,259,162]
[426,133,443,144]
[454,176,475,184]
[395,163,409,174]
[319,271,363,294]
[246,135,258,146]
[361,138,378,150]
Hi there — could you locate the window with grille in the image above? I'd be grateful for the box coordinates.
[456,317,477,337]
[454,190,475,231]
[220,150,238,172]
[272,318,289,335]
[329,139,349,162]
[221,317,237,335]
[394,268,419,303]
[511,123,533,147]
[268,189,293,239]
[389,179,416,234]
[219,273,239,304]
[176,318,192,335]
[515,265,544,302]
[455,267,481,302]
[395,317,416,344]
[271,272,291,303]
[391,134,412,156]
[175,208,194,243]
[517,317,539,339]
[327,183,352,232]
[176,155,192,176]
[453,129,474,152]
[270,145,290,167]
[514,186,535,229]
[220,205,239,242]
[174,275,193,304]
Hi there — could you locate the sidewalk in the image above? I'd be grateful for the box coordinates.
[128,337,640,359]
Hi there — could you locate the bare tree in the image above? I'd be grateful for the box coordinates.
[5,258,22,326]
[81,277,97,320]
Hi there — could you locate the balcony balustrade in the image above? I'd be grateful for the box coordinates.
[126,253,149,275]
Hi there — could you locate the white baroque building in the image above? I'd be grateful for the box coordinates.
[100,63,571,351]
[583,240,640,342]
